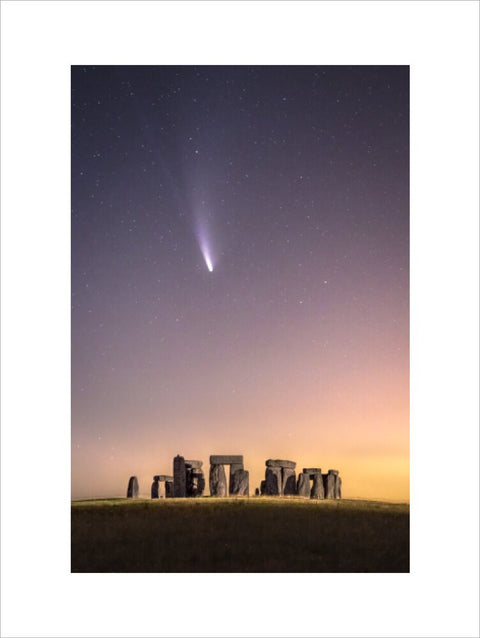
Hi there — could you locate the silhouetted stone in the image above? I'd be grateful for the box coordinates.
[265,467,282,495]
[209,464,227,496]
[174,455,186,497]
[266,459,296,469]
[260,480,266,495]
[335,475,342,499]
[151,478,159,499]
[303,467,322,475]
[185,467,194,497]
[325,471,336,499]
[255,488,260,496]
[210,455,243,465]
[187,469,205,497]
[230,469,249,496]
[165,480,174,498]
[127,476,138,498]
[154,474,173,481]
[328,469,339,476]
[297,473,310,497]
[310,473,324,499]
[199,475,206,495]
[282,467,297,495]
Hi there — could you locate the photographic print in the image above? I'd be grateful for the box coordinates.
[71,65,409,572]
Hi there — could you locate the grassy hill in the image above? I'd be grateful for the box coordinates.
[71,497,409,572]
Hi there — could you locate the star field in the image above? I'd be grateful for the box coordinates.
[71,66,409,499]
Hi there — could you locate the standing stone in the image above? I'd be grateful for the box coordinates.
[229,462,244,494]
[173,455,186,497]
[260,480,266,495]
[126,476,138,498]
[310,473,324,499]
[196,471,206,496]
[230,469,249,496]
[297,472,310,497]
[165,480,174,498]
[255,488,260,496]
[322,474,328,495]
[325,471,336,499]
[335,475,342,499]
[265,467,282,495]
[151,477,159,499]
[282,467,297,495]
[185,467,194,497]
[209,464,227,496]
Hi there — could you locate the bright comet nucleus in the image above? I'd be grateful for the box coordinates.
[195,216,215,272]
[204,253,214,272]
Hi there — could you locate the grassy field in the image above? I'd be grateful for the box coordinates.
[71,497,409,572]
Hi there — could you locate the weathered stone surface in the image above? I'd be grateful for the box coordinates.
[303,468,322,474]
[328,469,339,476]
[209,464,227,496]
[187,469,205,497]
[230,469,249,496]
[297,472,310,497]
[185,460,203,469]
[173,455,186,497]
[282,467,297,495]
[127,476,138,498]
[153,475,173,482]
[165,480,174,498]
[310,473,324,499]
[266,459,296,469]
[260,480,266,495]
[197,474,206,496]
[325,472,336,499]
[151,479,159,499]
[334,475,342,499]
[229,463,244,493]
[265,467,282,495]
[210,455,243,465]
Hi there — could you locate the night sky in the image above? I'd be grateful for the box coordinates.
[71,66,409,500]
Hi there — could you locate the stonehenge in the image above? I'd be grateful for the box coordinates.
[209,455,249,496]
[174,455,205,497]
[264,460,297,496]
[151,474,174,499]
[127,457,342,500]
[262,462,343,500]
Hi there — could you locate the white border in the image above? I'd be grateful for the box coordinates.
[1,2,479,637]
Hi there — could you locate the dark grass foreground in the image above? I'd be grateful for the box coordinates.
[71,497,409,572]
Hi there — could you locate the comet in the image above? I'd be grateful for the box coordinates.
[196,220,215,272]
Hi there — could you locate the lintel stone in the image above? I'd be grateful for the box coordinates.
[266,459,296,469]
[210,455,243,465]
[185,460,203,469]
